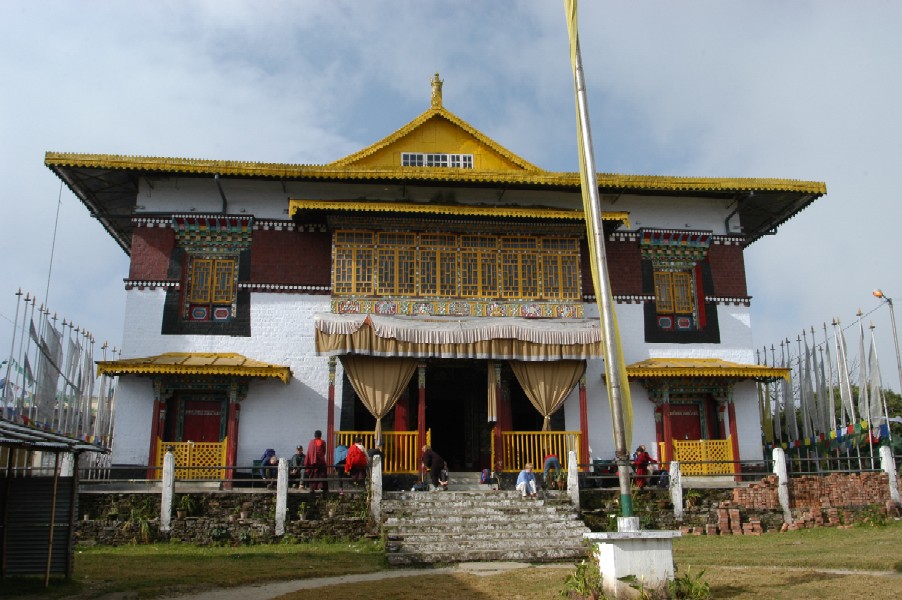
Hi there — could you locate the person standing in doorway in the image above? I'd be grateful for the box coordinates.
[304,430,328,491]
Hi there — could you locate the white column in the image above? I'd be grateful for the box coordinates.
[879,445,900,504]
[567,450,580,510]
[670,461,683,521]
[160,451,175,532]
[772,447,792,524]
[370,455,383,524]
[275,458,288,536]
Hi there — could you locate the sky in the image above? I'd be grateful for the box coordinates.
[2,1,901,391]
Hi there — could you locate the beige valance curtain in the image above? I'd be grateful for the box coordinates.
[509,360,586,431]
[340,355,418,441]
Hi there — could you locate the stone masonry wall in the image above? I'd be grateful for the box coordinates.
[76,492,369,546]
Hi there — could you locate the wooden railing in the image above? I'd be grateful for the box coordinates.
[334,430,429,474]
[496,431,582,473]
[660,438,735,475]
[155,438,228,480]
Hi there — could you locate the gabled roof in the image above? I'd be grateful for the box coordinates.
[329,105,542,172]
[44,75,826,254]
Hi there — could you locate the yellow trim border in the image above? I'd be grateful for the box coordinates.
[44,152,827,195]
[96,352,292,383]
[289,198,629,225]
[625,358,789,381]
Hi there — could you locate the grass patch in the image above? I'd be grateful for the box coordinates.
[4,521,902,599]
[673,520,902,572]
[3,540,385,599]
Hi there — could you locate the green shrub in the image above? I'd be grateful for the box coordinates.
[668,566,711,600]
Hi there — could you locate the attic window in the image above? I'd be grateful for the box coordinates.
[402,152,473,169]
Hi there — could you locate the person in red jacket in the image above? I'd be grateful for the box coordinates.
[632,444,657,489]
[344,437,369,484]
[304,430,328,491]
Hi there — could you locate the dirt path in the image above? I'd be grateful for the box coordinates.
[159,562,568,600]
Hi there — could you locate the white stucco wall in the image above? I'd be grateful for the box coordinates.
[112,289,341,466]
[563,300,763,462]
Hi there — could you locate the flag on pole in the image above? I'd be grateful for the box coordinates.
[866,330,886,425]
[856,321,869,423]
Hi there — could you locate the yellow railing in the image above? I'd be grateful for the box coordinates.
[497,431,582,473]
[334,430,429,474]
[664,438,734,475]
[155,438,228,480]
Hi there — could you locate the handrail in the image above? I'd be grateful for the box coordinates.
[498,431,582,473]
[334,430,429,474]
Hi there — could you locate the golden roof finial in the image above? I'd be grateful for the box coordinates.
[430,72,443,108]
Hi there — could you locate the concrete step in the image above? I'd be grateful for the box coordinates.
[384,524,589,541]
[386,545,588,565]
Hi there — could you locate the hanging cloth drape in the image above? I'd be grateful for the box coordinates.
[340,355,417,441]
[509,360,586,431]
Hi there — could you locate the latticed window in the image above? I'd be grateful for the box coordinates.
[333,231,374,295]
[460,236,498,297]
[332,229,580,300]
[402,152,474,169]
[376,232,417,296]
[419,234,458,296]
[541,238,580,299]
[186,256,236,321]
[654,271,694,314]
[500,237,539,298]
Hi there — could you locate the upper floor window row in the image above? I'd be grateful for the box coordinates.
[401,152,474,169]
[333,230,581,301]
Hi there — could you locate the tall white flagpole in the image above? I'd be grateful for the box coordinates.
[563,0,634,517]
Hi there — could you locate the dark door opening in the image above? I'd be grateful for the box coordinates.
[423,360,489,471]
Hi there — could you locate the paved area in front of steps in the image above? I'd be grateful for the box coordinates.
[159,561,571,600]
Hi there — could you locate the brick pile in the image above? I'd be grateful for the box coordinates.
[732,472,891,511]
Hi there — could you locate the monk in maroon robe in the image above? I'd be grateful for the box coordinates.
[304,430,328,491]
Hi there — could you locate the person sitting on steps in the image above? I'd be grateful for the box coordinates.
[516,462,538,498]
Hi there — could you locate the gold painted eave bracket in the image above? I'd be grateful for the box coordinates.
[624,358,790,382]
[289,198,630,226]
[96,352,292,384]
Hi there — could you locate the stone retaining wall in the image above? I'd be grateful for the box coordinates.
[76,492,369,546]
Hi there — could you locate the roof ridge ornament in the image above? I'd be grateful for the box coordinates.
[431,72,443,108]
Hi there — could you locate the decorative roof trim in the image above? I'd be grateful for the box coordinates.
[44,152,827,195]
[96,352,292,383]
[625,358,789,381]
[328,107,542,171]
[289,198,629,224]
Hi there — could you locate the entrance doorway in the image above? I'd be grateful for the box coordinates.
[424,360,489,471]
[165,393,227,443]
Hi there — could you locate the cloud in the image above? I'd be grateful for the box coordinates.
[2,0,901,390]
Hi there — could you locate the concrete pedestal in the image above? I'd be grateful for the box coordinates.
[584,529,681,599]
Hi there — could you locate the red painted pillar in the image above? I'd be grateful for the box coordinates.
[223,397,240,490]
[662,400,673,464]
[492,363,503,473]
[727,399,741,481]
[146,398,163,480]
[417,364,427,471]
[578,375,589,469]
[394,389,410,431]
[326,357,336,464]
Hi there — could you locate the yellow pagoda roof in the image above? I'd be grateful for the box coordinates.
[625,358,789,381]
[96,352,291,383]
[43,151,825,195]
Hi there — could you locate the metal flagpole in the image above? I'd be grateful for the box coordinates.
[3,290,24,416]
[856,310,875,468]
[563,1,634,517]
[873,289,902,395]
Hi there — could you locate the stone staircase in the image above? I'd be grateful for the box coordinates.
[382,472,589,565]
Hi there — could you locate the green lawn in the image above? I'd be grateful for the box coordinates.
[4,521,901,599]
